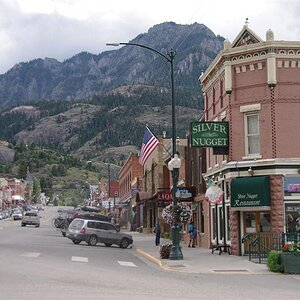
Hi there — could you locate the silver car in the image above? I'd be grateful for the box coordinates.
[12,210,23,220]
[66,218,133,248]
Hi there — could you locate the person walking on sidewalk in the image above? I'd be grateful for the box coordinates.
[154,220,161,246]
[188,221,197,247]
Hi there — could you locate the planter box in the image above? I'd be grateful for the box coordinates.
[281,252,300,274]
[160,244,172,259]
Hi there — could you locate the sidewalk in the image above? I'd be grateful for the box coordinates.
[130,231,271,275]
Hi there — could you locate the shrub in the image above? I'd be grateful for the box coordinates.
[267,250,283,273]
[162,232,171,239]
[282,241,300,256]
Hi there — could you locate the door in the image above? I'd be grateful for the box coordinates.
[243,211,271,254]
[103,223,119,245]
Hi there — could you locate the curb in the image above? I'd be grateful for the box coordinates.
[135,248,274,275]
[136,248,173,272]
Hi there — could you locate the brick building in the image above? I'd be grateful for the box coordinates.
[119,153,143,228]
[200,22,300,255]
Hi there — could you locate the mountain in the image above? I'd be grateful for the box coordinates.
[0,21,225,186]
[0,22,224,109]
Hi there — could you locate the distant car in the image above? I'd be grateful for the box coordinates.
[21,211,40,227]
[12,210,23,220]
[66,218,133,248]
[3,210,10,218]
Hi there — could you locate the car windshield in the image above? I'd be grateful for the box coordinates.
[25,212,37,216]
[70,219,84,229]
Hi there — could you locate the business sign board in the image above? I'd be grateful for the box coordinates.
[284,176,300,193]
[190,121,229,148]
[157,187,196,202]
[231,176,270,210]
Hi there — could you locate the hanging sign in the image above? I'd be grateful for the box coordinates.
[191,121,229,148]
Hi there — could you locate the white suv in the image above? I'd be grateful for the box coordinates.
[66,218,133,248]
[21,211,40,227]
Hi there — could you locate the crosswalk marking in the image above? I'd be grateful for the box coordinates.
[18,253,135,267]
[118,261,137,267]
[72,256,88,263]
[21,252,40,258]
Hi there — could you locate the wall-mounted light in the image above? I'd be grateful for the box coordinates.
[248,167,254,176]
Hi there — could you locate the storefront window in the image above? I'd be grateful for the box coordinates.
[259,212,270,232]
[285,203,300,233]
[219,206,224,240]
[200,201,205,234]
[212,207,216,240]
[226,205,231,240]
[245,212,256,234]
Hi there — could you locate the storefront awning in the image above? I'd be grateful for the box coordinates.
[136,192,152,202]
[231,176,271,211]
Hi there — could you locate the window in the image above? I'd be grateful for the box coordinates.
[87,221,97,229]
[200,201,205,234]
[245,113,260,156]
[106,223,116,231]
[285,203,300,233]
[226,206,231,241]
[211,207,216,241]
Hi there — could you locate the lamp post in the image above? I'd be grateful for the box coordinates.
[168,153,183,260]
[106,42,182,260]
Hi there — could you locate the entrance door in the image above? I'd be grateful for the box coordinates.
[243,211,271,253]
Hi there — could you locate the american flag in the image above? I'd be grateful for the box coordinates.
[139,127,159,166]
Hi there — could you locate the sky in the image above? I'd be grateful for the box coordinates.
[0,0,300,75]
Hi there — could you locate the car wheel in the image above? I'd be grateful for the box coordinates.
[104,243,112,247]
[21,224,25,227]
[72,239,81,245]
[120,238,130,249]
[36,224,40,228]
[61,231,66,237]
[88,235,98,246]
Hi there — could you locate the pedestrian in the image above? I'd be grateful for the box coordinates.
[188,221,197,247]
[154,220,161,246]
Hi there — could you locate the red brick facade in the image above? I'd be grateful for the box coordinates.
[200,23,300,255]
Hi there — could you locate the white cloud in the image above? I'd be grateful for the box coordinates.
[0,0,300,74]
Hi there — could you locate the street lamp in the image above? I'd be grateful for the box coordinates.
[167,152,183,260]
[106,42,182,260]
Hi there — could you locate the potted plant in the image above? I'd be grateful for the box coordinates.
[160,243,172,259]
[281,241,300,274]
[160,203,192,259]
[161,202,192,225]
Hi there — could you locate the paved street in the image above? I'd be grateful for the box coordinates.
[0,207,299,300]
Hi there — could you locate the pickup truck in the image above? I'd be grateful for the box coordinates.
[21,211,40,227]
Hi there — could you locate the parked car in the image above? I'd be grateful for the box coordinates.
[21,211,40,227]
[66,218,133,248]
[3,210,10,218]
[12,210,23,220]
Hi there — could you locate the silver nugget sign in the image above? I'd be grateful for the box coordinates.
[191,121,229,148]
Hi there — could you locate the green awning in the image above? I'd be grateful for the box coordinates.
[231,176,270,210]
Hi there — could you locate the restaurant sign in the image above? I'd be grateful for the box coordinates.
[190,121,229,148]
[231,176,270,210]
